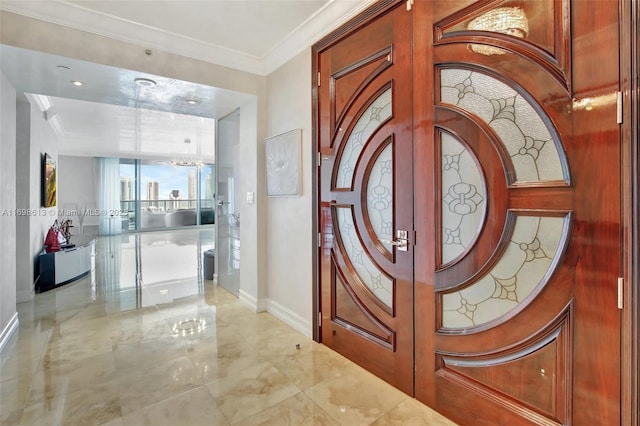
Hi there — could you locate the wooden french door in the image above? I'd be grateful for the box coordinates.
[315,0,624,424]
[316,2,414,394]
[414,0,622,424]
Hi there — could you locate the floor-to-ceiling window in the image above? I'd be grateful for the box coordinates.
[118,159,215,232]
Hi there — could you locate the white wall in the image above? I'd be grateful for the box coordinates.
[15,100,31,302]
[238,98,268,309]
[57,155,97,222]
[0,71,18,350]
[15,99,59,301]
[265,49,313,336]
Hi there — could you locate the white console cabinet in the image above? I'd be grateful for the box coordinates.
[38,238,95,292]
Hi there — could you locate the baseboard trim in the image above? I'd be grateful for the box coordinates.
[16,288,34,303]
[268,300,312,338]
[0,313,19,354]
[238,289,268,312]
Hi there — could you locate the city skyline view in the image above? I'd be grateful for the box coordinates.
[120,162,214,202]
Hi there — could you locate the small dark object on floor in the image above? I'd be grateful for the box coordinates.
[296,344,300,350]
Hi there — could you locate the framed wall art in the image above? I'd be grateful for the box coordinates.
[265,129,302,197]
[42,153,57,207]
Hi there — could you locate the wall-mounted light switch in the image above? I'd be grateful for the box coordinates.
[246,191,254,204]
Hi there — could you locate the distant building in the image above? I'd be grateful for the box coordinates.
[120,177,133,201]
[169,189,182,209]
[188,170,196,205]
[146,181,159,208]
[205,172,214,203]
[146,181,159,200]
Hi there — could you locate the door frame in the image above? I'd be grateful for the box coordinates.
[621,0,639,424]
[311,0,639,421]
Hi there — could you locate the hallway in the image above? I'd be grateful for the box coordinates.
[0,229,455,425]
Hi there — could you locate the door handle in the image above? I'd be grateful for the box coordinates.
[380,239,408,249]
[380,230,409,251]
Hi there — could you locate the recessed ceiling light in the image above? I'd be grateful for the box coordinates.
[185,98,199,105]
[134,77,157,87]
[71,80,84,86]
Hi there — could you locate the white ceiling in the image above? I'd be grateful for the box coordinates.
[0,0,373,161]
[64,0,329,58]
[31,94,218,162]
[0,44,254,119]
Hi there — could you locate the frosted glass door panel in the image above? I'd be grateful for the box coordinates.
[336,88,392,188]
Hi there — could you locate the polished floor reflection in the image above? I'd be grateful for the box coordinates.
[0,229,456,425]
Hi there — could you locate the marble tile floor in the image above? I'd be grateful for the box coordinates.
[1,230,457,426]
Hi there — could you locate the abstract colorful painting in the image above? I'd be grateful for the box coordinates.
[43,153,57,207]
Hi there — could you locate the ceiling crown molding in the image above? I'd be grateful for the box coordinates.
[0,0,374,76]
[262,0,377,75]
[0,0,265,74]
